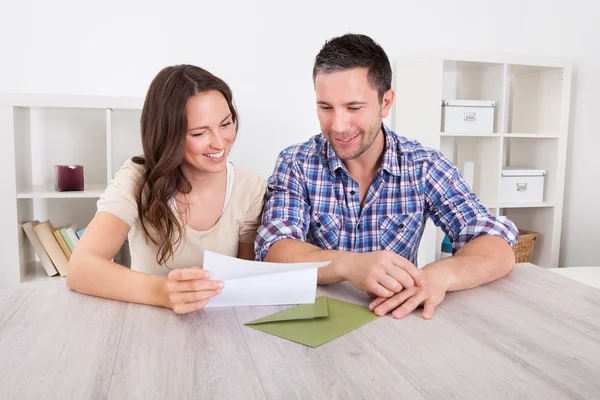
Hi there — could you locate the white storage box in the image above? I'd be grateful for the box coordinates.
[500,168,545,204]
[442,100,495,134]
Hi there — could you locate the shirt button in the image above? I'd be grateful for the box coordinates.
[357,224,361,230]
[350,190,356,195]
[316,223,322,228]
[399,223,405,229]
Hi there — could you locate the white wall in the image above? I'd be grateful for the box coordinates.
[1,0,598,267]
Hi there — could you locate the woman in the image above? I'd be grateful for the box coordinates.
[67,65,266,315]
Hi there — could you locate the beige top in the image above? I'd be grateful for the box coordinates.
[96,159,266,276]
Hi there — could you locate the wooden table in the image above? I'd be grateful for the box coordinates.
[1,263,599,400]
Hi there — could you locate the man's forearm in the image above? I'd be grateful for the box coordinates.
[425,235,515,292]
[263,239,349,284]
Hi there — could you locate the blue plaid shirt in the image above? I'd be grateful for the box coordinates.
[256,126,518,266]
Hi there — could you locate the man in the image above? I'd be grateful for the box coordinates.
[255,33,518,319]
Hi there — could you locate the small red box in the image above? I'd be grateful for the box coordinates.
[55,165,84,192]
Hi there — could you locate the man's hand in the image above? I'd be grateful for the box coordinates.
[367,265,449,319]
[336,250,426,298]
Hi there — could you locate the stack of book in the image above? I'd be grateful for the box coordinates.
[22,220,86,277]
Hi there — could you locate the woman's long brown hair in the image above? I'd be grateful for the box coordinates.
[132,65,238,266]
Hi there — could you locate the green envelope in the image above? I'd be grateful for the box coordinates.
[244,296,379,347]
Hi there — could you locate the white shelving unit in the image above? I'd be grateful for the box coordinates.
[391,50,572,268]
[0,94,144,285]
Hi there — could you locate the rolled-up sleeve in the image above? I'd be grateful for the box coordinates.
[255,150,311,261]
[424,151,519,253]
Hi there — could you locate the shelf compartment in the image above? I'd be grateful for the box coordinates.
[507,65,563,135]
[501,207,555,268]
[109,109,143,180]
[441,135,502,206]
[17,198,98,283]
[502,137,559,205]
[14,108,108,194]
[442,61,507,133]
[22,261,65,284]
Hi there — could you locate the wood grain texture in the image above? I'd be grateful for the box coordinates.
[0,282,127,400]
[319,282,580,400]
[105,303,266,400]
[442,268,600,399]
[492,264,600,334]
[232,287,426,400]
[0,265,599,399]
[0,285,34,329]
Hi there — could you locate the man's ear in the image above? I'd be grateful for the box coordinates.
[381,89,395,119]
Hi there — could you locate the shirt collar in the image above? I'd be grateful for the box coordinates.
[381,125,402,177]
[323,137,345,176]
[321,124,402,177]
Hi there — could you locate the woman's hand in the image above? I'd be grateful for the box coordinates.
[164,267,224,314]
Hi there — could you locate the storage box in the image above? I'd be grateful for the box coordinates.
[442,100,495,134]
[500,168,545,204]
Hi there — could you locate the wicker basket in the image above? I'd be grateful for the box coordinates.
[513,229,539,263]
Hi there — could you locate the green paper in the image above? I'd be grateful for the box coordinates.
[246,296,330,324]
[244,296,378,347]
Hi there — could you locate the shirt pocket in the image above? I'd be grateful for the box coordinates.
[308,212,342,250]
[379,212,423,255]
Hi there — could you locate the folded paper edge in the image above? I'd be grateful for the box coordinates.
[244,297,329,325]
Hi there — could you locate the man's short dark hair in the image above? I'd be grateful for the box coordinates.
[313,33,392,102]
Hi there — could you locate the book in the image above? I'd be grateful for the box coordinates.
[33,220,69,276]
[21,221,59,277]
[53,227,72,260]
[76,227,86,239]
[65,226,80,250]
[59,225,78,252]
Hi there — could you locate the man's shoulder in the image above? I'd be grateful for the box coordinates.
[278,134,325,165]
[388,130,442,164]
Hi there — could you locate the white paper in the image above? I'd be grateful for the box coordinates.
[203,251,330,307]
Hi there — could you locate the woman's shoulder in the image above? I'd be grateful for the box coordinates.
[231,164,266,195]
[97,157,146,226]
[119,157,146,175]
[101,158,147,199]
[112,157,146,185]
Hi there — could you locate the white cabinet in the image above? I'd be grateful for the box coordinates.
[392,50,572,268]
[0,94,144,285]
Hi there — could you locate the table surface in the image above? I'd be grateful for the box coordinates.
[1,263,599,400]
